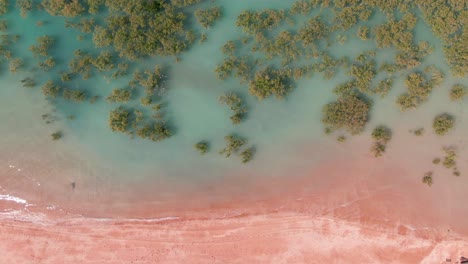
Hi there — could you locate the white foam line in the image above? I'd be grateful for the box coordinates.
[0,210,52,225]
[85,216,180,223]
[0,194,28,205]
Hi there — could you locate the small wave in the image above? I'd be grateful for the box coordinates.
[0,194,29,205]
[0,210,51,225]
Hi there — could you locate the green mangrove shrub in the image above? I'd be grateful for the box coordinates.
[249,67,291,100]
[219,135,247,158]
[195,6,222,28]
[432,113,455,135]
[21,77,35,88]
[194,141,209,155]
[107,89,131,103]
[422,172,433,186]
[29,35,54,57]
[41,80,61,98]
[63,89,86,102]
[219,92,247,125]
[240,147,254,163]
[51,131,62,140]
[109,107,130,133]
[371,125,392,157]
[322,94,370,134]
[450,84,467,101]
[236,9,286,34]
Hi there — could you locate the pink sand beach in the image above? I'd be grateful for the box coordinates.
[1,150,467,263]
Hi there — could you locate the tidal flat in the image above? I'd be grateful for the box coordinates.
[0,0,467,262]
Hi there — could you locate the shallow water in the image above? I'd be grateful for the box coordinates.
[0,0,467,231]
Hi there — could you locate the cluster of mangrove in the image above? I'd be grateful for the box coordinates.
[432,114,455,136]
[396,67,445,111]
[7,0,227,145]
[108,106,172,142]
[412,128,425,136]
[194,141,209,155]
[219,135,254,164]
[219,92,247,125]
[422,171,433,187]
[2,0,466,169]
[212,0,466,168]
[51,131,62,141]
[429,147,461,182]
[212,0,464,147]
[441,147,461,176]
[370,126,392,157]
[322,94,370,135]
[450,84,467,101]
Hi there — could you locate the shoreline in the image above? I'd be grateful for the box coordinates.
[1,204,467,263]
[1,155,468,263]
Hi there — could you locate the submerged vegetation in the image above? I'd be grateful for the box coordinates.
[322,95,370,135]
[219,135,254,164]
[195,6,222,28]
[219,135,246,158]
[106,89,131,103]
[3,0,466,172]
[450,84,467,101]
[429,147,461,177]
[422,172,433,187]
[413,128,425,136]
[51,131,62,141]
[370,126,392,157]
[432,114,455,136]
[109,107,130,133]
[249,67,291,100]
[219,93,247,125]
[194,141,209,155]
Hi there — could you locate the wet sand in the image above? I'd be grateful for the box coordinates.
[1,153,468,263]
[1,210,467,264]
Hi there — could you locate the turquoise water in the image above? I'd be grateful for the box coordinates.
[0,1,467,217]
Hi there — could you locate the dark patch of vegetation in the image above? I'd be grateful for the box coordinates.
[371,126,392,143]
[450,84,467,101]
[249,67,291,100]
[109,107,130,133]
[442,147,457,169]
[107,89,131,103]
[195,6,222,28]
[370,125,391,157]
[219,135,247,158]
[41,80,61,99]
[433,113,455,136]
[63,89,86,102]
[21,77,36,88]
[194,141,209,155]
[236,9,286,34]
[51,131,62,140]
[413,128,425,136]
[298,17,329,46]
[240,147,254,164]
[422,172,433,186]
[322,95,370,135]
[9,58,22,73]
[29,35,54,57]
[219,93,247,125]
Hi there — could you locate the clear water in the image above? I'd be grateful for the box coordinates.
[0,1,467,220]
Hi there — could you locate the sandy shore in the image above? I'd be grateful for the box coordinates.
[0,206,467,263]
[1,153,468,263]
[0,214,462,264]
